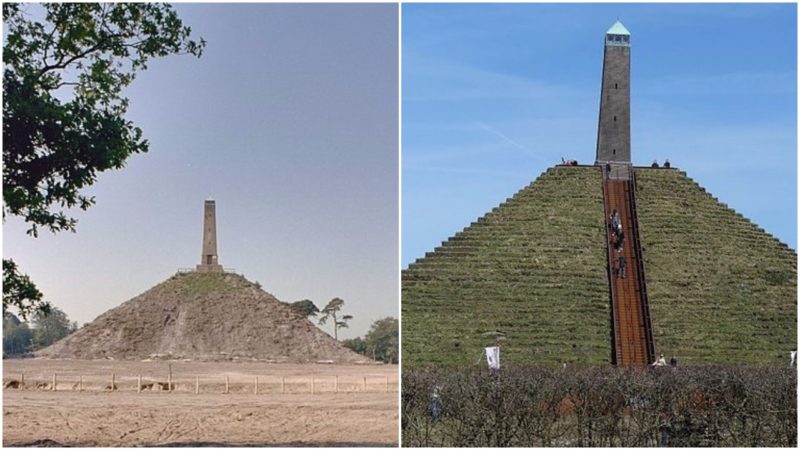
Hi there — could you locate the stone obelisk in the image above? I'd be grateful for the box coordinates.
[595,20,632,176]
[197,198,222,272]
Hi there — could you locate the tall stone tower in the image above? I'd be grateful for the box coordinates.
[595,20,631,171]
[197,198,222,272]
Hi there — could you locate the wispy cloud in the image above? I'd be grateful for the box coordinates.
[641,71,796,96]
[403,164,526,178]
[637,121,795,175]
[404,56,588,103]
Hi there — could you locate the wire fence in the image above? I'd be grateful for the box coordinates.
[3,372,396,395]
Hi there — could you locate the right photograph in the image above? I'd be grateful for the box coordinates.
[401,3,797,447]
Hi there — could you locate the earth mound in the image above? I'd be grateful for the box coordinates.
[36,272,370,363]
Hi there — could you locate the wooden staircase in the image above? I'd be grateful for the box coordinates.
[603,167,655,367]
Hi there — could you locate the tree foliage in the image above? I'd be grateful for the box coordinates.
[289,299,319,318]
[342,336,367,355]
[2,3,204,318]
[31,306,76,349]
[3,259,48,320]
[341,317,398,364]
[365,317,398,364]
[3,2,204,235]
[3,312,33,356]
[3,308,77,356]
[318,297,352,341]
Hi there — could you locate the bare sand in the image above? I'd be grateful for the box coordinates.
[3,360,398,447]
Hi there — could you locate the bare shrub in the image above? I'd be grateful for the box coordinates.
[402,366,796,447]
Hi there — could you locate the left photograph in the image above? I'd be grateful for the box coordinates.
[3,3,398,447]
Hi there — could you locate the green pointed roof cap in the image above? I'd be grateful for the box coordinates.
[607,20,630,36]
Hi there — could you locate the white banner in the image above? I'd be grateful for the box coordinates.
[485,346,500,370]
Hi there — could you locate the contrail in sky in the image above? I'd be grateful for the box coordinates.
[477,122,544,162]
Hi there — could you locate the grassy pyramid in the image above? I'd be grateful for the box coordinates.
[403,167,611,367]
[636,168,796,365]
[37,271,370,363]
[402,166,796,367]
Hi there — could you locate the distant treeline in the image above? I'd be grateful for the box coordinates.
[403,366,796,447]
[3,309,77,357]
[343,317,398,364]
[282,297,397,364]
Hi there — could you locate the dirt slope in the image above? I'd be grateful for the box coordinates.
[36,272,370,363]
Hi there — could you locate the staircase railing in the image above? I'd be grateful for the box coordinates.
[627,170,656,364]
[601,167,623,365]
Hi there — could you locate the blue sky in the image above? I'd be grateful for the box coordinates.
[402,3,797,266]
[4,4,398,339]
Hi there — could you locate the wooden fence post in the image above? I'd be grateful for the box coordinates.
[20,372,24,387]
[282,376,286,393]
[254,376,259,395]
[195,376,199,394]
[137,375,142,393]
[52,373,56,391]
[111,373,116,391]
[225,375,229,394]
[168,364,173,392]
[335,375,339,393]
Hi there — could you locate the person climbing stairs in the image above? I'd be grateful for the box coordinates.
[602,165,655,367]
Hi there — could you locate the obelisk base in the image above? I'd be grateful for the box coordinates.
[196,264,223,273]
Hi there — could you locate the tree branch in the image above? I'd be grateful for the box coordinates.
[37,34,123,78]
[54,81,81,89]
[41,23,59,67]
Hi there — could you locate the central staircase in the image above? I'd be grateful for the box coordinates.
[602,166,655,367]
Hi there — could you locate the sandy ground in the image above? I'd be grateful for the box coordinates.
[3,360,398,447]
